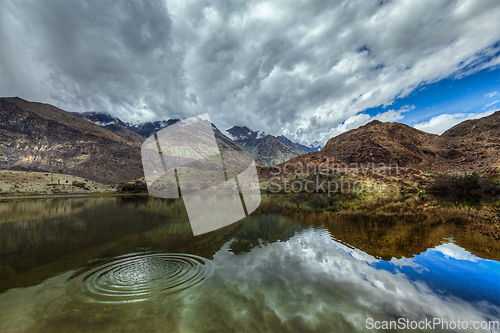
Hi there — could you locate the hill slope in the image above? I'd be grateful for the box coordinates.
[440,110,500,175]
[73,111,145,145]
[259,111,500,183]
[322,120,440,167]
[0,97,144,184]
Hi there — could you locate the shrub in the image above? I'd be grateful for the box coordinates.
[309,194,328,211]
[428,172,499,200]
[116,182,148,193]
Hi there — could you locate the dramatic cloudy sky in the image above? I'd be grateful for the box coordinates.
[1,0,500,145]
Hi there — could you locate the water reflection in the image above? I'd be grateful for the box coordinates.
[372,239,500,307]
[0,196,499,332]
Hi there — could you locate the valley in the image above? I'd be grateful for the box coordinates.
[1,97,499,201]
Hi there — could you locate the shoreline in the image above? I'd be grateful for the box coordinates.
[0,192,149,201]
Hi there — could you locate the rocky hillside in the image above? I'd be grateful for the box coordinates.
[227,126,315,165]
[440,111,500,176]
[259,111,500,183]
[442,111,500,138]
[322,120,440,167]
[0,99,271,185]
[0,98,144,184]
[320,113,499,173]
[3,97,497,187]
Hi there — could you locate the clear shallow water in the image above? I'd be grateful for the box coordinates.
[0,196,499,332]
[68,252,214,304]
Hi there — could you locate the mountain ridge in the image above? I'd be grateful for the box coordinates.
[74,112,314,166]
[1,97,144,184]
[226,125,316,165]
[258,112,500,184]
[2,97,498,186]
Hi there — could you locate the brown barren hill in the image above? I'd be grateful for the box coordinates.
[321,120,440,167]
[0,97,144,184]
[440,110,500,175]
[316,112,499,174]
[259,111,500,183]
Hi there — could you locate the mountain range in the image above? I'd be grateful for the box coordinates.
[321,113,500,173]
[75,112,321,165]
[257,112,500,184]
[225,126,317,165]
[0,97,315,183]
[73,111,311,166]
[1,97,498,186]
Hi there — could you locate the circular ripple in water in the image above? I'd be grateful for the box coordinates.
[69,253,213,304]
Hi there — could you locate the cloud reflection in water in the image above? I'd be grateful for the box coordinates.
[1,227,499,332]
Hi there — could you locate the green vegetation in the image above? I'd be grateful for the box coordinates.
[116,180,148,193]
[427,172,500,207]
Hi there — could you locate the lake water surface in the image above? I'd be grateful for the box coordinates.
[1,196,499,332]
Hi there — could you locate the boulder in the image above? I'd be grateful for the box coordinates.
[72,180,88,189]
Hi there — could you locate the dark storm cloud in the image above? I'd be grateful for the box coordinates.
[1,0,185,121]
[1,0,500,143]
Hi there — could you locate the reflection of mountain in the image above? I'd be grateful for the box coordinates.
[2,196,498,293]
[371,241,500,305]
[256,195,500,261]
[0,197,113,224]
[228,214,304,255]
[3,223,498,333]
[0,197,230,292]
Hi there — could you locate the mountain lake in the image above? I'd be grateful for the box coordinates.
[0,195,499,332]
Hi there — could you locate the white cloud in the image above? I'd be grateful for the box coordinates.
[484,91,498,98]
[1,0,500,142]
[484,100,499,109]
[430,239,478,262]
[390,257,427,271]
[414,110,495,134]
